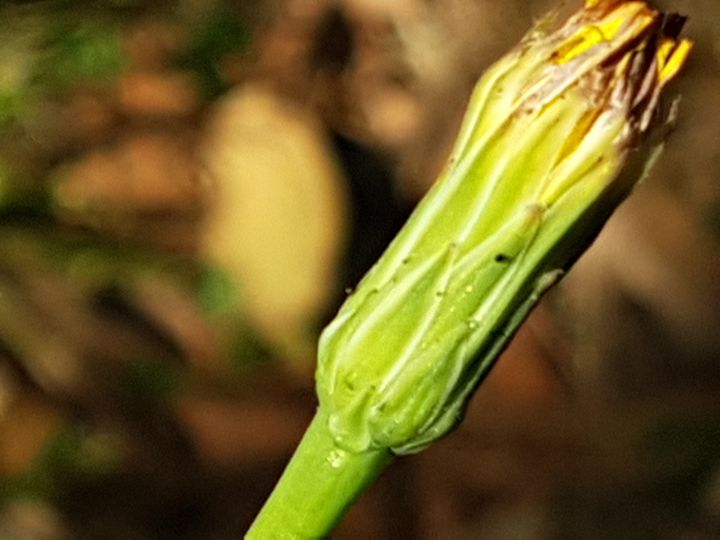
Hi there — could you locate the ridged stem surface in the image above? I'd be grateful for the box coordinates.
[246,409,392,539]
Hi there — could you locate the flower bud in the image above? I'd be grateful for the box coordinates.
[316,0,691,454]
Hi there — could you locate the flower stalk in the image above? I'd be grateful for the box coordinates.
[247,1,691,537]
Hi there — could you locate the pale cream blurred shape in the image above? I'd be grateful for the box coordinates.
[201,84,347,361]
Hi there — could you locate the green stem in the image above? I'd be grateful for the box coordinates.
[246,408,393,539]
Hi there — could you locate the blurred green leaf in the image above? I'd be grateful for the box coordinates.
[197,263,240,315]
[0,5,124,134]
[1,426,122,502]
[0,9,43,126]
[38,21,124,89]
[178,8,251,98]
[0,91,24,127]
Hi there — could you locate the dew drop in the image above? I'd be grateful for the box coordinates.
[327,449,345,469]
[466,319,478,330]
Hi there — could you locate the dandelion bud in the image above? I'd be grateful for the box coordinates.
[316,0,691,454]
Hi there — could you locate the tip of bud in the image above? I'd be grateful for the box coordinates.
[657,38,693,86]
[523,0,692,145]
[553,3,656,65]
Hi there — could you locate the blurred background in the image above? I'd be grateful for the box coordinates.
[0,0,718,538]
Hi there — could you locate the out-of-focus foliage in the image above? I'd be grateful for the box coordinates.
[2,426,122,502]
[38,19,123,89]
[178,8,251,98]
[0,4,124,127]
